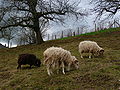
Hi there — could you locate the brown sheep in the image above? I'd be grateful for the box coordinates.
[17,54,41,69]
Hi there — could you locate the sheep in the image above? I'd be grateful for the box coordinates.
[43,47,79,76]
[17,54,41,69]
[79,41,104,58]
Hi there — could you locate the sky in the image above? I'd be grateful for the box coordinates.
[0,0,120,47]
[46,0,93,34]
[0,0,92,47]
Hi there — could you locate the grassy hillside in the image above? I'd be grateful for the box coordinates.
[0,28,120,90]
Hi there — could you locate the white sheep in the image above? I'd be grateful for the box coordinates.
[79,41,104,58]
[43,47,79,76]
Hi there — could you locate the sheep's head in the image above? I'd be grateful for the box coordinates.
[72,56,79,69]
[98,48,104,56]
[35,58,41,67]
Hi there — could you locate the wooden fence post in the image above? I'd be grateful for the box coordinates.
[77,27,79,35]
[61,31,64,38]
[47,34,50,40]
[55,35,56,39]
[73,31,75,36]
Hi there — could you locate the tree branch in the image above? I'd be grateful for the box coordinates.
[104,7,119,14]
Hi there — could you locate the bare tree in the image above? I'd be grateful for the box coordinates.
[16,28,35,45]
[2,27,17,48]
[91,0,120,19]
[0,0,86,44]
[15,19,49,45]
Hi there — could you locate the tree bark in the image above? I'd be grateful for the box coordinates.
[33,17,44,44]
[8,40,10,48]
[35,30,44,44]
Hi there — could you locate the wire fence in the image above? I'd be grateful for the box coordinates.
[46,19,120,40]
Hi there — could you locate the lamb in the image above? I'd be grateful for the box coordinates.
[43,47,79,76]
[17,54,41,69]
[79,41,104,58]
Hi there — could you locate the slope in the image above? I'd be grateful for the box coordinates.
[0,28,120,90]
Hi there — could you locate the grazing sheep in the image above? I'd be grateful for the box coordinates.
[79,41,104,58]
[17,54,41,69]
[43,47,79,76]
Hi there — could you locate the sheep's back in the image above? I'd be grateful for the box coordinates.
[79,41,100,53]
[44,47,71,64]
[18,54,36,65]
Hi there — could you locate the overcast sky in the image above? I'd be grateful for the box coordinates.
[47,0,93,34]
[47,0,120,35]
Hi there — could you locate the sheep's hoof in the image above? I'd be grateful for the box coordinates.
[48,72,51,76]
[81,57,83,59]
[63,72,65,74]
[48,73,51,76]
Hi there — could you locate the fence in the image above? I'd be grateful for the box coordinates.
[46,19,120,40]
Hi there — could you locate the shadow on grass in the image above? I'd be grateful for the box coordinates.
[17,66,40,70]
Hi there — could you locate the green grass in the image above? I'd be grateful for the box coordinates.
[0,27,120,90]
[57,27,120,40]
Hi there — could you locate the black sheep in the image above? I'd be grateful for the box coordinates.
[17,54,41,69]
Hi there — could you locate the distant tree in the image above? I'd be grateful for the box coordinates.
[15,28,36,45]
[0,31,3,39]
[0,0,86,44]
[15,19,49,45]
[91,0,120,19]
[2,27,17,48]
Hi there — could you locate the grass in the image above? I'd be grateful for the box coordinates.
[0,27,120,90]
[57,27,120,40]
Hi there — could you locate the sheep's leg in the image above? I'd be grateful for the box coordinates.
[89,52,92,58]
[92,52,95,58]
[62,62,65,74]
[80,52,83,58]
[50,68,53,75]
[47,65,51,76]
[57,70,59,74]
[57,68,59,74]
[17,64,21,69]
[56,61,60,74]
[57,64,60,74]
[47,68,51,76]
[81,55,83,58]
[29,65,32,69]
[67,63,71,71]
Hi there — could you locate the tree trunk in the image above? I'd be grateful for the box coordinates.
[8,39,10,48]
[33,16,44,44]
[35,30,44,44]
